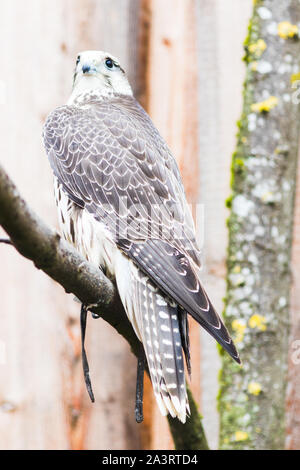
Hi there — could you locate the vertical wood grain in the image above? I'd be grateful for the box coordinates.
[145,0,201,450]
[0,0,141,450]
[287,144,300,450]
[196,0,252,448]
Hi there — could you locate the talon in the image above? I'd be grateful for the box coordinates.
[92,312,101,319]
[85,301,103,318]
[135,342,145,423]
[0,238,12,245]
[80,304,95,403]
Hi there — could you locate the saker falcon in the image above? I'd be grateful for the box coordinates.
[43,50,240,424]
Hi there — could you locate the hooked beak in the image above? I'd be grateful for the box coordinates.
[81,64,97,75]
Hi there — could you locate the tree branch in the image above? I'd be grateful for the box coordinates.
[0,163,209,450]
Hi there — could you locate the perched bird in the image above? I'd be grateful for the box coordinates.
[43,50,240,424]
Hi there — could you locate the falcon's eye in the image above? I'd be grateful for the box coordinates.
[76,56,80,66]
[105,58,114,69]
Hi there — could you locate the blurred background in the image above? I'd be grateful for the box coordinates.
[0,0,299,450]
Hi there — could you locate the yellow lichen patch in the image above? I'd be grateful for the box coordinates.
[247,381,262,396]
[278,21,298,39]
[251,61,258,72]
[248,39,267,58]
[261,190,274,203]
[291,72,300,83]
[232,319,246,343]
[235,159,245,168]
[235,431,249,442]
[233,265,241,274]
[248,314,267,331]
[251,96,278,113]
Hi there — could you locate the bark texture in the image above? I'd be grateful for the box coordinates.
[219,0,300,450]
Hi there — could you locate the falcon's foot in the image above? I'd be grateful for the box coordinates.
[0,238,12,245]
[135,342,145,423]
[80,303,96,403]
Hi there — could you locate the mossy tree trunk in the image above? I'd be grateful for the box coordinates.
[219,0,300,449]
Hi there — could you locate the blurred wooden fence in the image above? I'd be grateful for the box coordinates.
[0,0,299,450]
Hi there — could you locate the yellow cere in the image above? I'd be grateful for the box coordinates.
[248,314,267,331]
[277,21,298,39]
[248,39,267,58]
[235,431,249,442]
[247,381,262,396]
[251,96,278,113]
[232,319,246,343]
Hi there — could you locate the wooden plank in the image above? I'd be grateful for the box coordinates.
[0,0,141,450]
[287,144,300,450]
[0,0,72,450]
[145,0,201,450]
[196,0,252,448]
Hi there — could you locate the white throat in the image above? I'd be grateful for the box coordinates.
[68,74,132,105]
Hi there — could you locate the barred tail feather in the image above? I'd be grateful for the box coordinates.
[179,310,191,377]
[115,253,190,423]
[137,272,189,422]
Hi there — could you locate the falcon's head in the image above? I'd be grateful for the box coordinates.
[70,50,132,100]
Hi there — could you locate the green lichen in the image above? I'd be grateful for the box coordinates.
[219,1,283,450]
[225,194,233,209]
[243,5,262,63]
